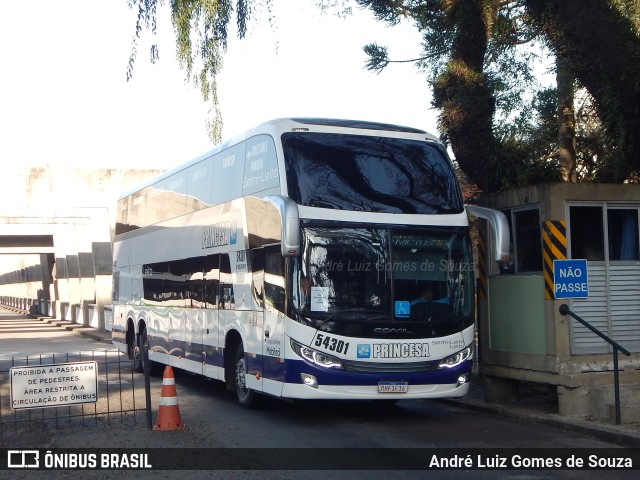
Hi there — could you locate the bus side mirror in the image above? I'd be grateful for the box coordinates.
[465,205,510,263]
[264,195,301,257]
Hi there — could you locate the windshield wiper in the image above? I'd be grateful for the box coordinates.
[290,304,328,320]
[291,303,388,328]
[314,309,387,330]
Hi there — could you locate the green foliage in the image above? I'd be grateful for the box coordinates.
[127,0,272,142]
[127,0,161,82]
[126,0,640,189]
[358,0,564,192]
[362,43,389,73]
[358,0,640,190]
[524,0,640,183]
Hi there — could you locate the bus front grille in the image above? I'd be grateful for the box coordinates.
[341,359,440,374]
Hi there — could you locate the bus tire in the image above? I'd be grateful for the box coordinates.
[132,330,143,373]
[133,327,161,376]
[234,344,259,408]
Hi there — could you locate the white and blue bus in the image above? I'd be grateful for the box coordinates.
[111,118,508,407]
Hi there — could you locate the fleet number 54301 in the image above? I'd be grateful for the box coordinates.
[314,333,350,354]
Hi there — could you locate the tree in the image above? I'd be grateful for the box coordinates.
[525,0,640,183]
[360,0,562,191]
[361,1,640,190]
[127,0,270,142]
[556,56,576,182]
[128,0,640,191]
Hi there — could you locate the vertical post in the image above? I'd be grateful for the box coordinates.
[613,349,621,425]
[143,344,152,429]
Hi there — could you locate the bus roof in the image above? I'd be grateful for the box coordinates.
[118,117,441,200]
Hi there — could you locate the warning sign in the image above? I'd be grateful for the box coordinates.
[553,259,589,299]
[10,361,98,410]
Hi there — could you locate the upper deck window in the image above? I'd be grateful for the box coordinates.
[282,133,463,214]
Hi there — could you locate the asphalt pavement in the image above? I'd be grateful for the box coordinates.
[3,305,639,448]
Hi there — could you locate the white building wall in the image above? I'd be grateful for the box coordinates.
[0,167,164,328]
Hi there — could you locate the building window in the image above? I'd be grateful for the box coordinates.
[499,206,541,274]
[607,209,639,261]
[513,208,542,272]
[570,206,605,260]
[569,206,639,262]
[569,203,640,354]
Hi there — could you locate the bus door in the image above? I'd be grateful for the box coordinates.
[185,262,207,375]
[202,254,221,380]
[229,250,263,393]
[257,246,286,397]
[111,240,131,348]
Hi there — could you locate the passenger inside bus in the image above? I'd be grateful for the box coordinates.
[411,283,448,305]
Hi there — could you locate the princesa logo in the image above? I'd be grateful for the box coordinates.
[202,220,237,249]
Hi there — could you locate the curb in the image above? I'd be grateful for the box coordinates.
[2,305,113,344]
[76,328,113,344]
[440,396,640,448]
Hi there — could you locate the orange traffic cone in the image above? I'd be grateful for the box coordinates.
[153,366,185,430]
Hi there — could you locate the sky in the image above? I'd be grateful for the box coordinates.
[0,0,437,171]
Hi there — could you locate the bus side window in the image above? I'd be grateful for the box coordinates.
[142,263,163,304]
[203,254,219,309]
[265,246,285,314]
[252,249,265,310]
[162,260,187,308]
[219,254,234,310]
[182,256,204,308]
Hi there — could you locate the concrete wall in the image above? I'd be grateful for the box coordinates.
[0,167,164,327]
[488,275,546,355]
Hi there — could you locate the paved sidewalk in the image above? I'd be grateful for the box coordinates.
[443,383,640,448]
[6,306,640,448]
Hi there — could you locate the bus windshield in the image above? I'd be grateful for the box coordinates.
[292,227,474,338]
[282,133,463,214]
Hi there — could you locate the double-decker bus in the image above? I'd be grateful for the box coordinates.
[111,118,508,407]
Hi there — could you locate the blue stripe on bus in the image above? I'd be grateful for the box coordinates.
[148,336,226,368]
[258,355,286,382]
[280,357,472,386]
[142,334,468,386]
[203,344,224,368]
[255,354,470,386]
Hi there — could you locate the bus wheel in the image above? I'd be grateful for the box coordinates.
[134,328,161,376]
[132,329,144,373]
[234,344,259,408]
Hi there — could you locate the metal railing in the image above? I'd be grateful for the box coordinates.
[558,304,631,425]
[0,349,151,435]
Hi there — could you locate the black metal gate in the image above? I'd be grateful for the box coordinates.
[0,349,150,435]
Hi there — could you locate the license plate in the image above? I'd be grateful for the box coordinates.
[378,381,408,393]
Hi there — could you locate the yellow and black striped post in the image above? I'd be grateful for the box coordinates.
[542,220,567,300]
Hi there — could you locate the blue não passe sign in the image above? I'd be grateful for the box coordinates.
[553,259,588,299]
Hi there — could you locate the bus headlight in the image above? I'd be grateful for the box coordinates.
[438,345,473,369]
[290,339,343,370]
